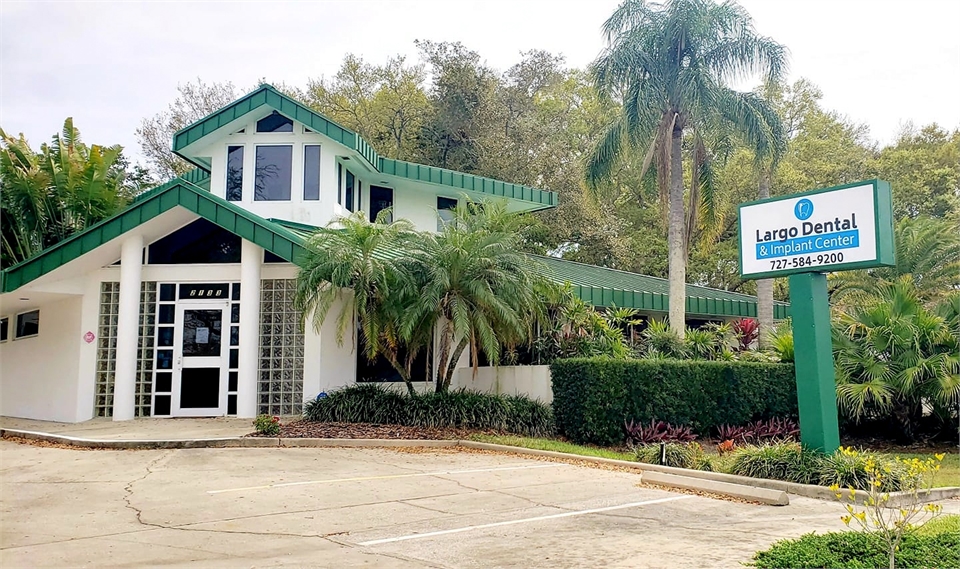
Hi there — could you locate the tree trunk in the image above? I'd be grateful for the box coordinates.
[384,351,416,397]
[668,124,686,338]
[442,337,470,392]
[756,170,774,348]
[435,322,452,393]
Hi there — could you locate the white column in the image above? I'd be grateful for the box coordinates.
[113,234,143,421]
[237,239,262,418]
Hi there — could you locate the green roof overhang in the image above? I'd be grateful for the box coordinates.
[1,177,308,293]
[171,84,558,210]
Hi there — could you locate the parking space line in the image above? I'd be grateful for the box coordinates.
[207,463,562,494]
[358,495,694,546]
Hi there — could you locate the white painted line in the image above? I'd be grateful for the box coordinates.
[207,463,562,494]
[358,495,694,546]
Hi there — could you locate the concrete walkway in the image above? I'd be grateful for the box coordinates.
[0,416,254,440]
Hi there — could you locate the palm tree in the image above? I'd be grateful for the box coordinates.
[833,277,959,441]
[402,201,547,392]
[1,118,133,265]
[830,216,960,308]
[586,0,787,336]
[294,211,425,396]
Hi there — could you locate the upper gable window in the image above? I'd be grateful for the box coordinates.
[256,112,294,133]
[226,146,244,201]
[148,219,241,264]
[303,145,321,201]
[254,146,293,201]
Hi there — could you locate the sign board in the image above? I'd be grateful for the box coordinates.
[738,179,895,280]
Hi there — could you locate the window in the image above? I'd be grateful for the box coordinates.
[254,145,292,201]
[226,146,243,201]
[438,197,458,230]
[15,310,39,339]
[344,169,355,212]
[256,111,293,133]
[0,316,8,342]
[148,219,241,264]
[369,186,393,223]
[303,145,321,201]
[337,164,343,205]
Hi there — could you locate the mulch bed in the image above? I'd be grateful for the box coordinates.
[251,420,489,440]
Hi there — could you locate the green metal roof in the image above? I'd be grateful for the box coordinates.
[533,255,790,319]
[171,84,557,210]
[1,177,306,293]
[267,219,787,319]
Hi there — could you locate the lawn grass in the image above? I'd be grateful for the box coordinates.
[467,434,960,488]
[915,514,960,536]
[876,451,960,488]
[467,434,635,461]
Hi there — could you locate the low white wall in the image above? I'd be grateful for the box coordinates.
[451,365,553,404]
[0,296,84,422]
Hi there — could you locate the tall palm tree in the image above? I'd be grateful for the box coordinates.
[830,216,960,308]
[294,211,424,396]
[586,0,787,335]
[402,201,547,392]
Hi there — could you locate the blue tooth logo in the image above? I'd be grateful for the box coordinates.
[794,199,813,220]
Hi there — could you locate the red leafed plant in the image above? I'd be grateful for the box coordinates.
[624,419,697,445]
[732,318,760,351]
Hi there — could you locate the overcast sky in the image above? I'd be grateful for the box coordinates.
[2,0,958,167]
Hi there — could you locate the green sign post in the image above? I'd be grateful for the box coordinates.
[738,180,895,452]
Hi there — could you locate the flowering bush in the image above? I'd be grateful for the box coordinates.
[830,448,945,569]
[253,414,281,436]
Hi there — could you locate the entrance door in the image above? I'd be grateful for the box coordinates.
[173,302,229,416]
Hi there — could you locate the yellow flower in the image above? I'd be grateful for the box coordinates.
[841,515,852,525]
[935,453,945,462]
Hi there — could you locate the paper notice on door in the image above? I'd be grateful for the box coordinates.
[196,327,210,344]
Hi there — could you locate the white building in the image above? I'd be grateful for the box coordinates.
[0,85,786,423]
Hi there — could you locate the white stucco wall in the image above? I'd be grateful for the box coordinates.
[451,365,553,404]
[315,294,358,397]
[0,296,84,422]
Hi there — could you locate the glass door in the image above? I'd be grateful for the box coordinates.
[172,302,228,416]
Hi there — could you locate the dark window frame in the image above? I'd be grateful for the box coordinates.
[14,309,39,340]
[253,145,293,202]
[344,169,355,212]
[0,316,8,343]
[226,145,244,201]
[438,196,458,230]
[147,218,242,264]
[303,145,321,201]
[369,186,394,223]
[255,111,294,133]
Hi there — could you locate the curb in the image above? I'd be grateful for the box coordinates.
[641,471,790,506]
[4,429,956,507]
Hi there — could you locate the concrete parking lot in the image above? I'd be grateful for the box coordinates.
[0,441,886,568]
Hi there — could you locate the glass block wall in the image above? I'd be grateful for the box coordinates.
[258,279,304,415]
[94,282,156,417]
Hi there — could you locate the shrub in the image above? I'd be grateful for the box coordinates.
[303,385,555,437]
[624,419,696,445]
[550,358,797,446]
[253,414,281,436]
[634,442,704,469]
[729,441,820,484]
[750,531,960,569]
[817,447,911,492]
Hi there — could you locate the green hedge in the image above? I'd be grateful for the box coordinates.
[551,358,797,446]
[750,530,960,568]
[303,384,555,437]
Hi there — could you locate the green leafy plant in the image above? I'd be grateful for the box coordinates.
[253,414,281,436]
[634,442,704,469]
[640,319,688,359]
[729,441,820,484]
[765,321,794,363]
[817,447,909,493]
[750,530,959,569]
[303,384,555,437]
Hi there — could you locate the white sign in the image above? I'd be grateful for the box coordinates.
[195,327,210,344]
[739,183,880,279]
